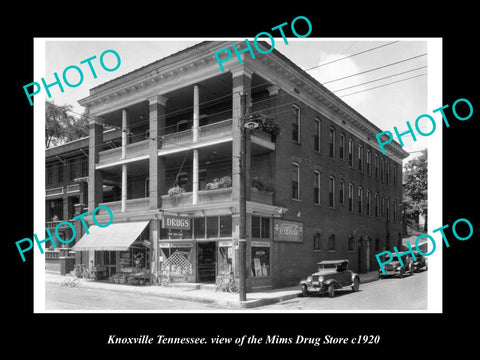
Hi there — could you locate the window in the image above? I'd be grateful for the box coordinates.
[292,162,300,200]
[314,118,321,152]
[251,245,270,277]
[328,234,336,251]
[329,127,335,158]
[206,217,219,238]
[366,149,372,175]
[348,139,354,168]
[358,186,363,214]
[313,171,321,204]
[386,196,390,220]
[251,216,270,239]
[366,190,371,216]
[348,183,354,211]
[375,193,379,217]
[313,232,321,251]
[375,237,380,252]
[220,215,232,237]
[69,159,76,180]
[386,161,390,184]
[339,134,345,160]
[57,162,64,183]
[348,235,355,251]
[194,217,206,238]
[375,154,379,178]
[46,165,53,185]
[381,194,385,216]
[292,105,300,142]
[380,157,385,182]
[81,158,88,177]
[176,171,188,187]
[329,176,335,207]
[339,179,345,204]
[358,144,363,171]
[393,164,398,185]
[393,199,397,221]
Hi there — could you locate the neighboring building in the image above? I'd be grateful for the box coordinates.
[45,129,121,273]
[64,41,408,290]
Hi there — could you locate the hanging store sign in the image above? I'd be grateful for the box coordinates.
[162,215,191,230]
[273,219,303,243]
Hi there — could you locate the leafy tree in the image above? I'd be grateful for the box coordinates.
[402,149,427,231]
[45,101,89,148]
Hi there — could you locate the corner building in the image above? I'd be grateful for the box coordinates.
[75,41,408,290]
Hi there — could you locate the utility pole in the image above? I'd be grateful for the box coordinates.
[238,93,247,301]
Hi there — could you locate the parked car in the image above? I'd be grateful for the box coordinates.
[378,253,415,279]
[413,251,428,272]
[299,260,360,298]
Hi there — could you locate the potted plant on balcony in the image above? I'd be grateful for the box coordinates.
[168,185,185,196]
[246,112,280,140]
[205,175,232,190]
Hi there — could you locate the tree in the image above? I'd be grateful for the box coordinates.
[45,101,89,148]
[402,149,428,231]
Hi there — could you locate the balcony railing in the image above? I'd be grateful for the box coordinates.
[160,119,232,149]
[98,139,150,165]
[161,187,232,208]
[98,197,150,214]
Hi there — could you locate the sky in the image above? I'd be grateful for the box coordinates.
[41,38,438,163]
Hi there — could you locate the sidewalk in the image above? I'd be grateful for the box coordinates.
[45,271,378,309]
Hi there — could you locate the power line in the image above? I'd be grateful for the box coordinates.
[331,65,427,93]
[339,73,427,97]
[323,53,427,84]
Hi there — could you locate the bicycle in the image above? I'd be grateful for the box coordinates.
[159,268,171,287]
[215,272,239,294]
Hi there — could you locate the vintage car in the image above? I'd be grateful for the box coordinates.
[412,251,428,272]
[378,253,415,279]
[299,260,360,298]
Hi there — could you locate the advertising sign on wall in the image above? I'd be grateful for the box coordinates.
[273,219,303,243]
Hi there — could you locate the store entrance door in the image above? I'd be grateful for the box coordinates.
[197,242,216,283]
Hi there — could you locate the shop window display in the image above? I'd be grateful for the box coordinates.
[160,245,193,282]
[251,246,270,277]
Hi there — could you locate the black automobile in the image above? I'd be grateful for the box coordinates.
[412,251,428,272]
[378,253,415,279]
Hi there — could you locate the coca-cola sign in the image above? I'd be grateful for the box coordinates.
[273,219,303,242]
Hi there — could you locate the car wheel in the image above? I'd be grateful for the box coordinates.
[328,284,335,298]
[399,269,404,278]
[352,277,360,292]
[301,284,309,297]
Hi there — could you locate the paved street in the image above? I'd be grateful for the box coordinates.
[45,282,220,311]
[255,270,427,310]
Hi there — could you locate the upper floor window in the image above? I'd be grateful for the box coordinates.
[292,162,300,200]
[339,134,345,161]
[251,216,270,239]
[366,190,371,215]
[348,139,354,168]
[292,105,300,143]
[380,157,385,182]
[46,165,53,185]
[366,149,372,176]
[329,176,335,207]
[314,171,321,204]
[358,144,364,171]
[375,154,379,178]
[313,232,321,251]
[328,234,336,251]
[339,179,345,205]
[358,186,363,214]
[69,158,76,180]
[314,118,321,152]
[386,160,390,184]
[57,163,64,183]
[329,127,336,158]
[348,183,354,211]
[393,164,398,185]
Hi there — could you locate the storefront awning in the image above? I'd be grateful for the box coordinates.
[73,221,149,251]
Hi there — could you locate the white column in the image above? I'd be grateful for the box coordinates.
[121,109,128,213]
[192,85,200,205]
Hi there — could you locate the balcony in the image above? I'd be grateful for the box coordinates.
[160,119,233,150]
[98,139,150,167]
[98,197,150,214]
[161,187,232,208]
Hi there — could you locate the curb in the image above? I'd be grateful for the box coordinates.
[46,277,301,309]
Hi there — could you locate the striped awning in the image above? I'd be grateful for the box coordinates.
[73,221,149,251]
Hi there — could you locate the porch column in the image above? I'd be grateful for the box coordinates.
[121,109,128,213]
[193,84,200,204]
[88,117,103,213]
[148,95,168,210]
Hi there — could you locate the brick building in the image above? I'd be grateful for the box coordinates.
[66,41,408,290]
